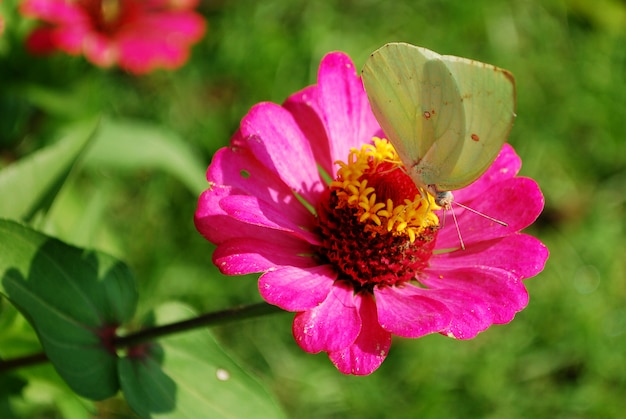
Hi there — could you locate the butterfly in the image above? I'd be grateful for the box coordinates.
[361,42,516,211]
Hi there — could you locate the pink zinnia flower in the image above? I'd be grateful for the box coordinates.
[20,0,206,74]
[0,1,5,38]
[194,52,548,375]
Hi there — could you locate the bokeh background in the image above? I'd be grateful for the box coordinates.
[1,0,625,417]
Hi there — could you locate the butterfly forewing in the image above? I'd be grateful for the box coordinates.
[362,43,459,189]
[414,57,466,188]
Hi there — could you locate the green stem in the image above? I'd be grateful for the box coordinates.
[0,352,48,371]
[114,302,283,348]
[0,302,283,373]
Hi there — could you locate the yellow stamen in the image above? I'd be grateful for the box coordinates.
[101,0,122,25]
[331,138,439,243]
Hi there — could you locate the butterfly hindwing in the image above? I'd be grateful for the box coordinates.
[434,55,516,190]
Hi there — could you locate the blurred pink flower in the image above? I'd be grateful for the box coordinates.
[0,2,4,37]
[194,52,548,375]
[20,0,206,74]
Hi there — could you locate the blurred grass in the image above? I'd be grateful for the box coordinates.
[2,0,626,417]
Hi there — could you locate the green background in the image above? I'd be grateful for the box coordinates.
[2,0,625,417]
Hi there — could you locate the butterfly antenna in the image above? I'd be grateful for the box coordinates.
[454,202,508,226]
[436,202,446,227]
[449,204,465,251]
[376,164,402,176]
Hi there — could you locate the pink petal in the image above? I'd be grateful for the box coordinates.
[195,184,306,246]
[292,281,360,352]
[195,184,253,243]
[115,12,205,73]
[213,236,317,275]
[283,86,334,176]
[82,34,117,67]
[328,293,391,375]
[219,195,319,245]
[317,52,380,163]
[420,266,529,325]
[33,26,91,56]
[374,285,451,337]
[424,289,494,339]
[453,143,522,202]
[20,0,86,23]
[431,234,549,280]
[25,28,58,54]
[259,265,337,312]
[116,41,180,73]
[436,177,545,249]
[239,103,325,205]
[207,146,315,233]
[208,141,286,193]
[142,12,206,42]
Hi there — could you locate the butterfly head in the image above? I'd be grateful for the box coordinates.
[427,186,453,210]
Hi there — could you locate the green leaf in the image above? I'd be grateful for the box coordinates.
[0,219,138,400]
[0,118,99,221]
[0,298,41,358]
[0,373,27,419]
[84,117,207,195]
[120,302,286,419]
[21,83,101,119]
[118,344,176,418]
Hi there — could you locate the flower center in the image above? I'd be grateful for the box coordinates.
[80,0,140,34]
[315,138,440,291]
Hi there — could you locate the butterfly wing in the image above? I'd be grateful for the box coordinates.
[431,55,516,191]
[361,43,466,190]
[362,42,516,193]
